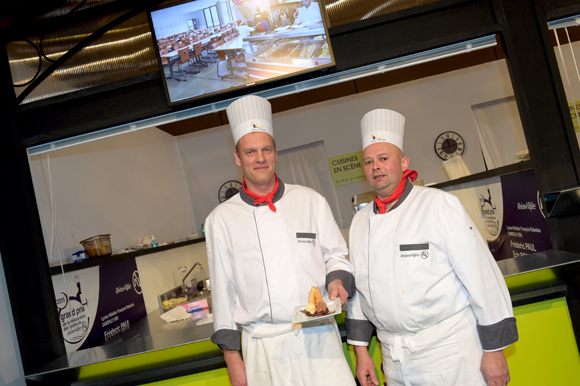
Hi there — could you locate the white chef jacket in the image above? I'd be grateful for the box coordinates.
[206,180,354,350]
[346,182,517,351]
[295,2,323,25]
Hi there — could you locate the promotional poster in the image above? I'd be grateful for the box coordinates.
[52,258,146,352]
[475,169,552,261]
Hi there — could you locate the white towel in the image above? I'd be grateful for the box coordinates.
[160,306,191,323]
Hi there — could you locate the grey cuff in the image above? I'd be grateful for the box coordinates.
[345,318,374,344]
[477,317,518,351]
[211,329,242,351]
[326,270,356,300]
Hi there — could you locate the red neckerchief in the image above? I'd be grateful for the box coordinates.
[374,170,418,214]
[242,175,279,212]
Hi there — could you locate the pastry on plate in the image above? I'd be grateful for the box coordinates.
[301,286,332,317]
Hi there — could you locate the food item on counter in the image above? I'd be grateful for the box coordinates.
[257,45,281,58]
[80,234,112,258]
[314,42,330,58]
[162,296,188,309]
[289,44,305,57]
[88,245,108,258]
[273,43,298,58]
[301,286,333,317]
[299,43,318,58]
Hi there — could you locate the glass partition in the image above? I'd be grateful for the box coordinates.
[550,16,580,150]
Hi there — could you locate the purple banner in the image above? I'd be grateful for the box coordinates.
[484,169,552,261]
[78,258,146,349]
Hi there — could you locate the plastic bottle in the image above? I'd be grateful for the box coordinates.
[201,223,205,237]
[150,235,159,248]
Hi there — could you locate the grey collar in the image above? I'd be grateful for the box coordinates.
[240,178,286,206]
[373,179,414,214]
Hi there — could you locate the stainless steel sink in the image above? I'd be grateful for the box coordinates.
[159,262,211,313]
[191,289,211,299]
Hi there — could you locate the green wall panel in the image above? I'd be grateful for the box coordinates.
[505,297,580,385]
[343,336,385,385]
[141,367,230,386]
[76,297,580,386]
[78,340,221,381]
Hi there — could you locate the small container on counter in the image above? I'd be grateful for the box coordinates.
[72,250,88,263]
[80,234,112,258]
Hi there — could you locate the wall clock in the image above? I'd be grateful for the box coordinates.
[434,131,465,160]
[219,180,242,203]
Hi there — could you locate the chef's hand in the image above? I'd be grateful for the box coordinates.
[355,345,380,386]
[480,350,510,386]
[224,350,248,386]
[328,279,348,307]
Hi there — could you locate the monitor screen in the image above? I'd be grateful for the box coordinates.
[149,0,335,105]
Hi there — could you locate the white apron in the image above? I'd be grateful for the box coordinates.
[377,307,486,386]
[241,319,356,386]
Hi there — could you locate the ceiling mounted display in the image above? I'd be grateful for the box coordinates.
[149,0,337,106]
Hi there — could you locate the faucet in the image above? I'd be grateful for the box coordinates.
[181,262,204,295]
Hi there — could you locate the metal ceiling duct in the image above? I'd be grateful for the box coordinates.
[36,0,117,20]
[322,0,439,27]
[6,0,439,105]
[7,1,159,105]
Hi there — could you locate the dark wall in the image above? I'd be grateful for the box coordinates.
[0,35,66,373]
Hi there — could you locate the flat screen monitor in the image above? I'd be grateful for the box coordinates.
[149,0,335,106]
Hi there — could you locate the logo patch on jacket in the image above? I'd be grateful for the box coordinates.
[399,243,429,259]
[296,232,316,247]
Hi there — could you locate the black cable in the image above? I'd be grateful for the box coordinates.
[15,4,152,104]
[12,39,42,88]
[40,0,89,63]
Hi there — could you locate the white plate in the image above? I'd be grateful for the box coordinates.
[292,298,341,324]
[275,26,290,32]
[293,23,307,29]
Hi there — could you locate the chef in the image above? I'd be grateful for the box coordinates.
[253,14,270,32]
[205,95,356,386]
[294,0,323,26]
[346,109,518,386]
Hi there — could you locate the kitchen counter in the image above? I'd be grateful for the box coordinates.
[25,291,351,385]
[243,27,326,42]
[431,160,532,190]
[26,297,221,384]
[27,246,580,385]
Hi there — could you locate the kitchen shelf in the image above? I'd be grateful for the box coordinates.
[431,160,533,190]
[49,237,206,276]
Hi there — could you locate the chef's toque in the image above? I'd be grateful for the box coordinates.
[227,95,273,144]
[361,109,405,152]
